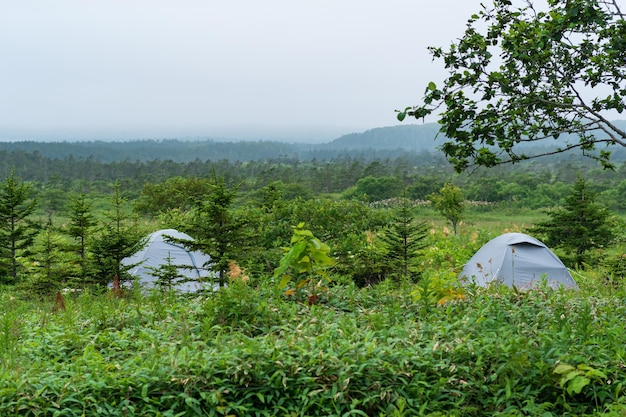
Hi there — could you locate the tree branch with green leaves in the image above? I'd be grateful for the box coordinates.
[398,0,626,171]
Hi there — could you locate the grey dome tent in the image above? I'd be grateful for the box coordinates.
[121,229,217,292]
[459,232,578,289]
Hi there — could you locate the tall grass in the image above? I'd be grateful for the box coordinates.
[0,277,625,416]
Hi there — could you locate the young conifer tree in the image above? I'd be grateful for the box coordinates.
[146,252,186,291]
[530,177,616,267]
[0,171,39,284]
[66,189,97,283]
[89,182,144,287]
[380,194,429,283]
[29,216,69,294]
[175,172,248,288]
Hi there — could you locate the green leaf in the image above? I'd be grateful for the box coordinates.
[290,241,307,259]
[578,364,607,379]
[278,274,292,289]
[560,370,583,385]
[428,81,437,91]
[296,255,311,266]
[294,228,314,238]
[567,376,590,395]
[553,363,576,375]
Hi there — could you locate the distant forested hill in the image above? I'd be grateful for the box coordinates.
[318,124,441,151]
[0,121,624,163]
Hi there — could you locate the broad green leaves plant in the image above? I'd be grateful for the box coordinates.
[411,274,465,313]
[554,363,607,396]
[274,223,334,296]
[399,0,626,171]
[429,183,465,236]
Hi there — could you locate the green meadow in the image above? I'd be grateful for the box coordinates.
[1,207,625,417]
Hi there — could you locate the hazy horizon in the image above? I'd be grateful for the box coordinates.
[0,122,434,143]
[0,125,357,143]
[1,1,483,142]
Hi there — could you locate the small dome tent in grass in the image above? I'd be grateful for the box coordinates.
[460,232,578,290]
[120,229,218,293]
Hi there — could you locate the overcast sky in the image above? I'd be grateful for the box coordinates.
[0,1,483,142]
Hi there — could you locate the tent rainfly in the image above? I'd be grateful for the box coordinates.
[121,229,217,292]
[459,232,578,289]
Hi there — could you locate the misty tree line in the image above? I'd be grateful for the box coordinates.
[1,147,625,213]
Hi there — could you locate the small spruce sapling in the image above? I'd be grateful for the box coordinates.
[380,195,429,283]
[145,252,186,290]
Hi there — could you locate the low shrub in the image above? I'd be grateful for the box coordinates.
[0,281,625,415]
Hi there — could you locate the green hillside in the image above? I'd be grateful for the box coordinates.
[320,124,442,151]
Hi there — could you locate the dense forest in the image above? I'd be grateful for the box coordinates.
[0,124,624,215]
[5,147,624,216]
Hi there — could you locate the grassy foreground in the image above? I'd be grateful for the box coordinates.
[1,276,626,416]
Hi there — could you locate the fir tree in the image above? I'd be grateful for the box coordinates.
[0,171,39,283]
[90,182,144,286]
[145,252,186,290]
[66,189,97,283]
[176,172,248,288]
[380,196,429,283]
[530,177,616,267]
[28,216,71,295]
